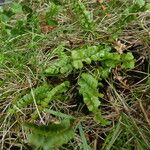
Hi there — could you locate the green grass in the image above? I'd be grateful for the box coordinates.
[0,0,150,150]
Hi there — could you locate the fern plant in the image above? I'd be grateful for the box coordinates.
[8,81,70,114]
[78,73,109,125]
[71,45,134,70]
[72,0,95,31]
[24,119,74,150]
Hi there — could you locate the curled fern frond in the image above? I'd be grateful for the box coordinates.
[24,119,74,150]
[78,73,109,125]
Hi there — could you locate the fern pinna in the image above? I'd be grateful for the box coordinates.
[78,73,109,125]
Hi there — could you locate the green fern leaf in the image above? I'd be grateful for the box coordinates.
[45,45,73,75]
[41,81,70,107]
[8,84,52,114]
[45,55,72,75]
[71,45,111,69]
[78,73,109,125]
[24,119,74,150]
[95,67,111,79]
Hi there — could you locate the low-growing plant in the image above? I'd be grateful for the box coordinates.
[8,81,70,114]
[24,119,75,150]
[1,0,149,149]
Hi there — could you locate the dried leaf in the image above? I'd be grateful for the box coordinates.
[114,40,126,54]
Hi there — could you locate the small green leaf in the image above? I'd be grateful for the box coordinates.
[144,3,150,10]
[72,60,83,69]
[122,52,134,61]
[121,52,135,69]
[122,60,135,69]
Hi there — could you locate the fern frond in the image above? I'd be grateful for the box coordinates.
[72,0,95,31]
[45,45,73,75]
[25,119,74,150]
[45,54,72,75]
[71,45,111,69]
[8,84,52,114]
[44,109,75,119]
[72,45,135,70]
[41,81,70,107]
[78,73,109,125]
